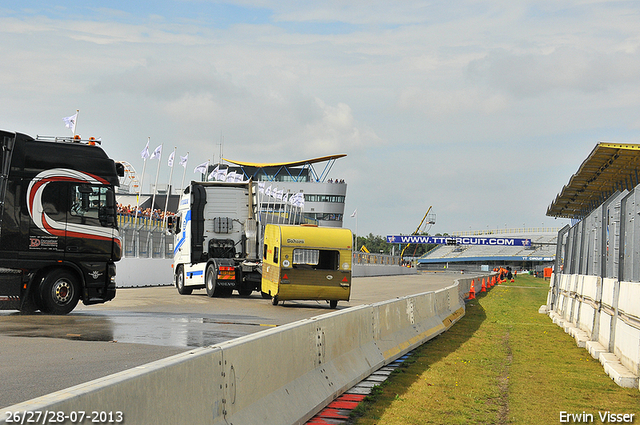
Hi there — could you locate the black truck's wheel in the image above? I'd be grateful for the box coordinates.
[176,266,192,295]
[39,269,80,315]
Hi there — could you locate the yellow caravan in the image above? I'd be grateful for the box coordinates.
[261,224,352,308]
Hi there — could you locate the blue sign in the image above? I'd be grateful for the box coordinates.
[386,235,532,247]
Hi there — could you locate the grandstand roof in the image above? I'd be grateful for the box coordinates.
[223,154,347,168]
[546,142,640,219]
[222,154,347,183]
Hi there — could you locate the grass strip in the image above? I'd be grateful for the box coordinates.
[350,275,640,424]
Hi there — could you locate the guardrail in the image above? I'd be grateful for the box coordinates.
[0,274,492,425]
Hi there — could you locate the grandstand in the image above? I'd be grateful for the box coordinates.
[416,228,559,273]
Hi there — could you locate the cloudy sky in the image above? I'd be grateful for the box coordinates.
[2,1,640,237]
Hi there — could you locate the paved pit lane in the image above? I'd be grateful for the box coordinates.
[0,272,462,407]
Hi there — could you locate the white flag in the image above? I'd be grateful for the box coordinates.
[208,165,220,181]
[226,171,237,182]
[150,145,162,159]
[258,181,266,193]
[140,141,150,160]
[179,153,188,168]
[265,185,273,197]
[291,193,304,207]
[167,151,175,167]
[217,168,228,181]
[351,208,357,218]
[194,161,209,174]
[62,113,77,133]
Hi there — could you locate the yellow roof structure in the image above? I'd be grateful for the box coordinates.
[547,142,640,219]
[223,154,347,168]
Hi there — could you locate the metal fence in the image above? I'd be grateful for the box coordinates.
[352,252,402,266]
[118,216,173,258]
[555,187,640,282]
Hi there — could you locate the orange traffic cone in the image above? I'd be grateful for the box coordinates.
[480,277,487,292]
[468,280,476,300]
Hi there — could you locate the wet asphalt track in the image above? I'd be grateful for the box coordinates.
[0,272,461,408]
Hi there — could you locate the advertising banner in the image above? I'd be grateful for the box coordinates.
[386,235,532,247]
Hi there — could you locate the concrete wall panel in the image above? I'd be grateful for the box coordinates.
[619,281,640,318]
[614,320,640,376]
[602,278,617,308]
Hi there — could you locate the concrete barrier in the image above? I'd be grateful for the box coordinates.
[1,275,491,425]
[547,273,640,389]
[116,258,174,287]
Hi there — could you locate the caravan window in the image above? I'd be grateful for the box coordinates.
[293,249,339,270]
[293,249,319,265]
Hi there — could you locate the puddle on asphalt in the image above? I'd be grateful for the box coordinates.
[0,311,274,349]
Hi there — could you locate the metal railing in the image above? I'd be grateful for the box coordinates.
[451,227,561,237]
[352,252,402,266]
[118,216,172,258]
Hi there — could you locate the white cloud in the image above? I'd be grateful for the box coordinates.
[466,48,640,98]
[3,2,640,235]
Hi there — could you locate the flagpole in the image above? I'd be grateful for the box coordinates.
[150,143,163,222]
[271,187,277,225]
[299,194,305,225]
[350,208,358,250]
[257,183,263,226]
[285,191,290,225]
[352,211,357,266]
[134,137,149,226]
[163,146,177,229]
[179,152,189,191]
[73,109,79,137]
[277,190,282,225]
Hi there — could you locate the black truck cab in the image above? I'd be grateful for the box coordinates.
[0,130,124,314]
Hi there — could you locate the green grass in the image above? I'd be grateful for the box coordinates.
[350,275,640,424]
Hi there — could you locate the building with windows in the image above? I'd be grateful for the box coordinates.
[213,155,348,228]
